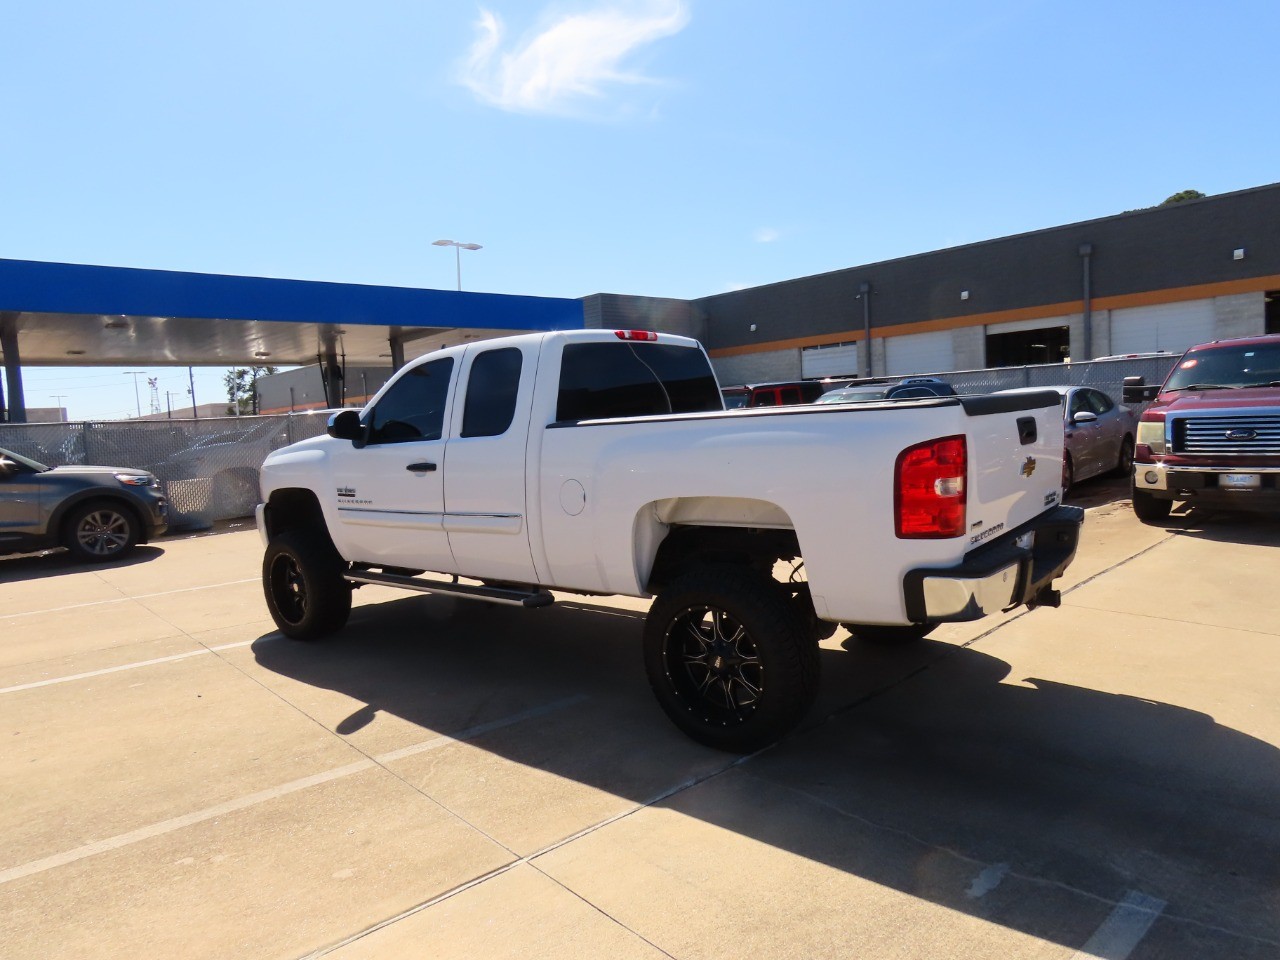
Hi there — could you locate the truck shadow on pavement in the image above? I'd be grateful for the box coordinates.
[253,594,1280,957]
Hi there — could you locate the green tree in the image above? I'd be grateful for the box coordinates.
[1160,189,1206,206]
[223,365,278,415]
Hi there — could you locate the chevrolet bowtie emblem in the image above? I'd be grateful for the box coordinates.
[1020,457,1037,478]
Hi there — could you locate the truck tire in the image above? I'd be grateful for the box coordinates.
[644,565,820,752]
[61,500,141,563]
[1112,436,1135,477]
[262,530,352,640]
[841,622,937,645]
[1132,488,1173,524]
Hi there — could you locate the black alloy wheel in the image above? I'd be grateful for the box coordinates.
[262,531,352,640]
[644,566,819,752]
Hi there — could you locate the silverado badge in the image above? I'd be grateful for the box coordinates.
[1020,457,1037,478]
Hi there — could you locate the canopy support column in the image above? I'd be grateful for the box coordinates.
[1,313,26,423]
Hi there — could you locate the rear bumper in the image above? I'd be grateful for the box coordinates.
[903,505,1084,623]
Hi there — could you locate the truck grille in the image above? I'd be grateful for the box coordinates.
[1174,414,1280,455]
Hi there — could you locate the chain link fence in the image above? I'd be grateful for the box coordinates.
[0,355,1178,531]
[0,411,335,530]
[926,355,1178,402]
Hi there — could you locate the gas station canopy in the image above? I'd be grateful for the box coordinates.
[0,257,584,420]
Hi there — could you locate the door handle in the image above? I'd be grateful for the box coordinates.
[406,462,437,473]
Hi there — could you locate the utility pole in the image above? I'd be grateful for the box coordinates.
[188,367,198,419]
[123,370,146,418]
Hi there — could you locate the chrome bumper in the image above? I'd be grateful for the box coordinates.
[903,505,1083,624]
[919,561,1021,620]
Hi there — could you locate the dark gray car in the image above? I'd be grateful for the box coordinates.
[0,446,169,562]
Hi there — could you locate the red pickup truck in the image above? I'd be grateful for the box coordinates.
[1123,334,1280,522]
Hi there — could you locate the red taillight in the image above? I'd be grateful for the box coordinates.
[895,435,967,538]
[614,329,658,341]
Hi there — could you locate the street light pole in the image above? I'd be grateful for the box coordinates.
[432,239,483,291]
[123,371,145,418]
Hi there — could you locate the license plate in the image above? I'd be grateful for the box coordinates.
[1220,473,1261,490]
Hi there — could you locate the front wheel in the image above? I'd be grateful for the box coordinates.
[644,566,820,752]
[841,622,937,645]
[262,531,352,640]
[1132,488,1173,524]
[1112,436,1135,477]
[62,501,140,563]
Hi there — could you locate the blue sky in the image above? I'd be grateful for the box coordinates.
[4,0,1279,420]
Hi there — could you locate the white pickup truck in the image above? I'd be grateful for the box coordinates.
[257,329,1082,750]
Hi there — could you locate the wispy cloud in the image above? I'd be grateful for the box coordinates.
[753,227,780,243]
[458,1,690,118]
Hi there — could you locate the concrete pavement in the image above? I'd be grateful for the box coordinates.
[1,486,1277,959]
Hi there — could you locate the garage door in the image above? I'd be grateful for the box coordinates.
[1110,300,1214,355]
[801,342,859,378]
[884,331,955,376]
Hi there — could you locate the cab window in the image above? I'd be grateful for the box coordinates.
[461,348,523,438]
[365,357,455,444]
[556,341,721,421]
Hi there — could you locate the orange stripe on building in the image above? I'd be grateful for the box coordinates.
[708,274,1280,358]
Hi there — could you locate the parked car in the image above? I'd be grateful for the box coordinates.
[997,386,1137,491]
[723,380,829,407]
[0,445,168,562]
[148,418,292,518]
[815,377,957,405]
[1123,333,1280,522]
[258,328,1082,751]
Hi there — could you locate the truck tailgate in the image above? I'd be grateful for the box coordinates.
[960,391,1066,549]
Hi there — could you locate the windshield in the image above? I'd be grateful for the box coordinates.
[1163,342,1280,391]
[0,445,50,471]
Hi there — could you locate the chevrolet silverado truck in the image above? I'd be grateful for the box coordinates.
[257,329,1083,750]
[1124,333,1280,523]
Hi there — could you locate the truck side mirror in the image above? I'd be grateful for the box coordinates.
[327,410,364,443]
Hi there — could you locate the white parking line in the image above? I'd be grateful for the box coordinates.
[1070,890,1166,959]
[0,640,257,695]
[0,694,587,886]
[0,577,260,621]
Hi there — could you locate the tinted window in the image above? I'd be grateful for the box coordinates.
[462,348,523,438]
[1068,391,1090,417]
[556,342,722,421]
[366,357,454,444]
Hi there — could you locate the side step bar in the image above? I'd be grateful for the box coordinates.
[344,569,555,608]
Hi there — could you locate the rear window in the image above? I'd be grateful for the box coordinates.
[557,341,722,421]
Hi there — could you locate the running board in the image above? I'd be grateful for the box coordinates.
[344,570,555,608]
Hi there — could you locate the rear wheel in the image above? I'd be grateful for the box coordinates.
[1062,453,1074,493]
[61,501,140,563]
[644,566,820,752]
[262,531,352,640]
[841,622,937,645]
[1132,488,1173,524]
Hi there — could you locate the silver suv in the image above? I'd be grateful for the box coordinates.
[0,446,169,562]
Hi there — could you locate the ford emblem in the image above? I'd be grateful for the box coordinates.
[1225,429,1258,441]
